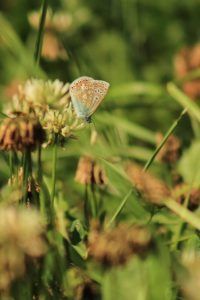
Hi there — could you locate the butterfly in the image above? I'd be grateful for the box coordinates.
[69,76,110,123]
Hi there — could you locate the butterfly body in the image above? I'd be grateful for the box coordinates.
[69,76,110,122]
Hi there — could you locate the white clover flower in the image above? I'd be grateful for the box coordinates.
[23,78,70,107]
[42,104,85,142]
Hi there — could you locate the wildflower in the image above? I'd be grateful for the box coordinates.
[75,156,107,186]
[156,133,181,164]
[172,183,200,211]
[41,104,85,143]
[6,78,71,123]
[88,223,152,266]
[0,206,46,290]
[42,32,68,61]
[125,162,170,205]
[174,44,200,100]
[21,78,70,108]
[0,114,45,151]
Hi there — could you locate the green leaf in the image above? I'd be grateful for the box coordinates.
[102,247,172,300]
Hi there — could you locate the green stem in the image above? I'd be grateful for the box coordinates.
[37,144,43,184]
[22,149,32,204]
[34,0,48,65]
[164,198,200,230]
[51,138,58,208]
[106,188,133,228]
[84,185,89,228]
[9,151,14,179]
[143,108,187,172]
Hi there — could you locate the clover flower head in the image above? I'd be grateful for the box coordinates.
[41,104,85,143]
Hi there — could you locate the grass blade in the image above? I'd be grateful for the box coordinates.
[106,188,133,228]
[143,108,187,171]
[167,82,200,122]
[164,198,200,230]
[34,0,49,65]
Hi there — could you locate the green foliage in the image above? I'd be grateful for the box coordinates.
[0,0,200,299]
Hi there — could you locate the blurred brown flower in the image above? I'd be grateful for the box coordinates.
[172,183,200,211]
[0,206,46,291]
[42,32,68,61]
[75,156,107,186]
[88,223,152,266]
[125,162,170,205]
[0,114,45,151]
[174,44,200,99]
[156,133,181,164]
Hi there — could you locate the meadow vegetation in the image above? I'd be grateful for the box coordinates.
[0,0,200,299]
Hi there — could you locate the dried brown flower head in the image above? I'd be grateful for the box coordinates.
[0,206,46,291]
[75,156,107,186]
[156,133,181,164]
[125,162,170,205]
[0,115,45,151]
[88,223,152,266]
[42,32,68,61]
[172,184,200,211]
[174,44,200,99]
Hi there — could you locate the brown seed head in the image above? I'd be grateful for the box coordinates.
[75,156,107,186]
[88,223,152,266]
[0,115,45,151]
[125,162,170,205]
[172,183,200,211]
[174,44,200,100]
[42,32,68,61]
[156,133,181,164]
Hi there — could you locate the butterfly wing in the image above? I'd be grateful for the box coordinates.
[70,76,110,119]
[88,80,110,116]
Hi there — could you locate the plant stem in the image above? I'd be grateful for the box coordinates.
[22,149,32,204]
[51,137,58,208]
[164,198,200,230]
[84,185,89,227]
[106,188,133,228]
[9,151,14,179]
[34,0,48,65]
[37,145,43,184]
